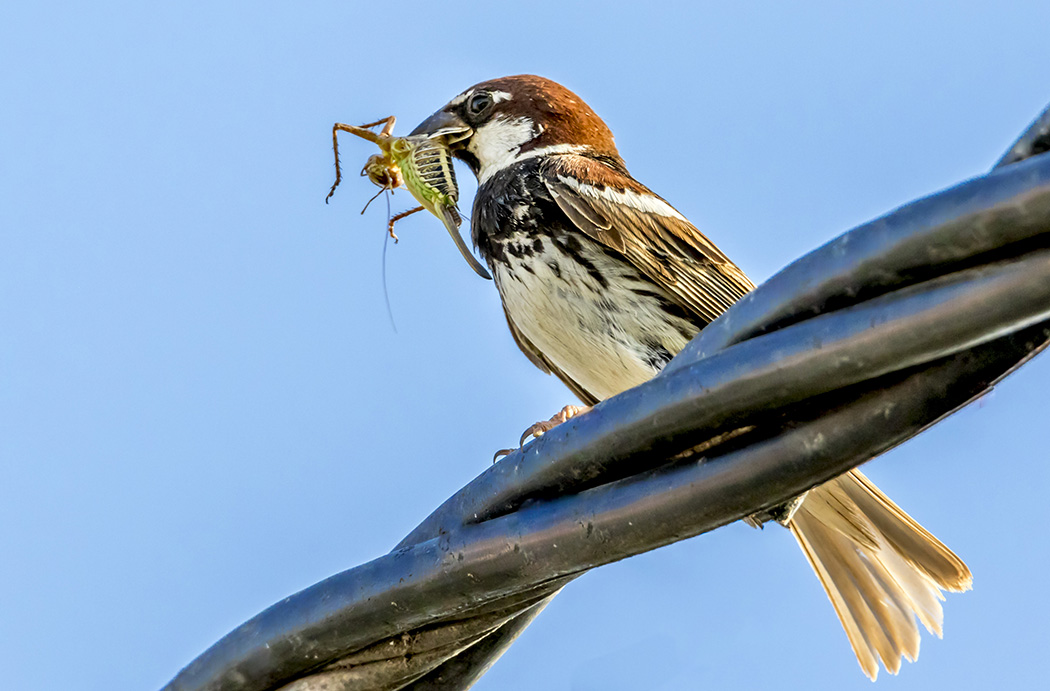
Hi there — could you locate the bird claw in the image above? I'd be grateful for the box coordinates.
[492,448,516,463]
[519,405,591,446]
[491,406,591,463]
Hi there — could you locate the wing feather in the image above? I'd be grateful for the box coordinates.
[542,155,755,324]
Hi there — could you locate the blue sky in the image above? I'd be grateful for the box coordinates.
[3,2,1050,689]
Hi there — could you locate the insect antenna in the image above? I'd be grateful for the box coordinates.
[359,184,388,214]
[380,190,398,333]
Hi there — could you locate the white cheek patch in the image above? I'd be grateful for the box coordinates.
[557,176,687,220]
[474,142,588,184]
[472,116,538,183]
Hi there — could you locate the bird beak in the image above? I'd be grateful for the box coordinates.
[410,109,473,145]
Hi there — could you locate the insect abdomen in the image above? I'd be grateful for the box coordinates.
[404,137,459,205]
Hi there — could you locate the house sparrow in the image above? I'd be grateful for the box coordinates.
[411,75,971,680]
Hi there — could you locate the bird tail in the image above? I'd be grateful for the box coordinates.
[787,470,972,680]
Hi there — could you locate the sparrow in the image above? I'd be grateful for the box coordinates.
[411,75,972,680]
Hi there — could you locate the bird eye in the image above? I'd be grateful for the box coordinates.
[468,92,492,116]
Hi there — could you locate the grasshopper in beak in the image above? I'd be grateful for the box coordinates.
[326,116,491,280]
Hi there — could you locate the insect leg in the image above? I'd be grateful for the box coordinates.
[387,206,423,242]
[358,116,397,137]
[326,122,389,203]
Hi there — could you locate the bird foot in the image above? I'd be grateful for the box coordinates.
[519,405,591,445]
[493,405,592,461]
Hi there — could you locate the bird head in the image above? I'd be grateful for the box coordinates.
[411,75,622,184]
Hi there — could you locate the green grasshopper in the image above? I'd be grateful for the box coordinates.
[326,116,491,280]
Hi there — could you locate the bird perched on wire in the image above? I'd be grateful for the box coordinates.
[410,74,972,680]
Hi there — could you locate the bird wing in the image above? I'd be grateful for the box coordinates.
[541,155,755,324]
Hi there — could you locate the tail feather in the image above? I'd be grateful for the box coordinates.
[787,470,971,680]
[843,472,973,592]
